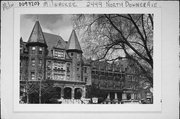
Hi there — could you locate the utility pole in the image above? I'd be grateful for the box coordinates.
[39,79,41,104]
[39,64,43,104]
[26,76,29,104]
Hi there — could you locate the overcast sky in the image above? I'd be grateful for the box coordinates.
[20,14,74,42]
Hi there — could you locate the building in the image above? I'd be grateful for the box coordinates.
[20,21,152,104]
[90,60,150,104]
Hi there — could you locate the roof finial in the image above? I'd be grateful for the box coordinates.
[36,15,39,21]
[33,15,39,22]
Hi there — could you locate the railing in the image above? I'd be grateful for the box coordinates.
[101,100,141,104]
[58,99,90,104]
[121,100,141,104]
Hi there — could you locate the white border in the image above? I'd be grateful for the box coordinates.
[14,8,161,112]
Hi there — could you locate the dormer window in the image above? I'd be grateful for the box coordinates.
[58,51,64,58]
[53,49,64,59]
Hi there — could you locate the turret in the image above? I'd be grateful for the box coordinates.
[26,21,47,81]
[67,30,83,82]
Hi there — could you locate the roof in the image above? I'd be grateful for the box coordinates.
[27,21,47,45]
[20,37,28,53]
[43,32,67,57]
[90,59,130,72]
[67,30,82,52]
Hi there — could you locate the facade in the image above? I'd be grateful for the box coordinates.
[20,21,152,104]
[90,60,149,104]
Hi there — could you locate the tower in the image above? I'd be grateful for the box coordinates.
[26,21,47,81]
[67,29,83,82]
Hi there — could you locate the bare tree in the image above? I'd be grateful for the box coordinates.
[73,14,153,84]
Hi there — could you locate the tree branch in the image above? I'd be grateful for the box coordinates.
[104,14,150,66]
[148,14,154,30]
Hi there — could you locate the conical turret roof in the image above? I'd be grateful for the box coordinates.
[67,29,82,53]
[20,37,23,42]
[27,21,47,46]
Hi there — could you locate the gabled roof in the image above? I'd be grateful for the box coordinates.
[67,30,82,52]
[43,32,65,56]
[27,21,47,45]
[43,32,71,60]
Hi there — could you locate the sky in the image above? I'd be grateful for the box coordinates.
[20,14,74,42]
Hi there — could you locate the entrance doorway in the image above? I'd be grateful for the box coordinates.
[74,88,82,99]
[64,87,72,99]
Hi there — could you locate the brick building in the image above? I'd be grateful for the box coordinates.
[20,21,152,104]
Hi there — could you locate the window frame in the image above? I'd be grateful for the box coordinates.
[31,72,35,80]
[39,47,43,54]
[31,46,36,54]
[31,58,35,67]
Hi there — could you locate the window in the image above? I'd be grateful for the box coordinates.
[67,67,70,73]
[77,54,80,60]
[47,61,51,70]
[31,72,35,80]
[54,74,58,80]
[54,74,64,80]
[77,68,79,71]
[67,63,70,73]
[32,47,36,54]
[84,67,87,73]
[85,77,88,82]
[77,75,80,81]
[54,51,58,57]
[53,50,64,58]
[31,58,35,67]
[53,62,65,72]
[60,74,64,80]
[67,75,70,80]
[58,51,64,58]
[39,47,43,54]
[48,60,51,64]
[39,59,42,67]
[47,60,51,66]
